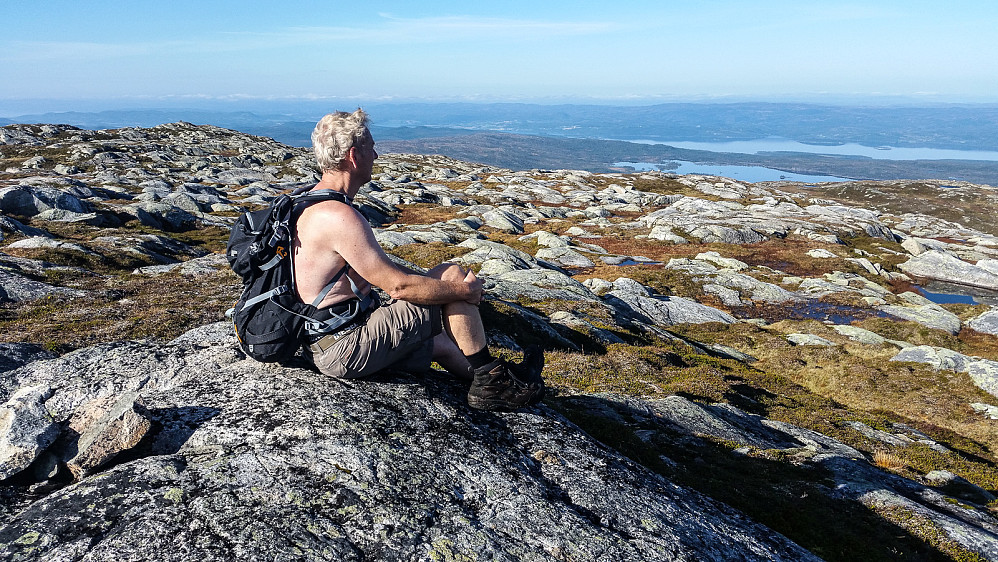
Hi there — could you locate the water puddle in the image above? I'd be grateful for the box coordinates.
[915,281,998,306]
[601,256,664,266]
[733,301,892,325]
[915,286,977,305]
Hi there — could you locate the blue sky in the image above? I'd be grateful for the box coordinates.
[3,0,997,112]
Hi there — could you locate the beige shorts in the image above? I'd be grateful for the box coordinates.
[308,299,442,379]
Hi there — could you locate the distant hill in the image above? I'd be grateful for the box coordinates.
[6,101,998,150]
[365,102,998,152]
[379,132,998,185]
[5,102,997,182]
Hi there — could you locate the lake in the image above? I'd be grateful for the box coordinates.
[622,138,998,162]
[615,161,850,183]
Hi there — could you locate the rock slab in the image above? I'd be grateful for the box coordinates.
[0,326,817,561]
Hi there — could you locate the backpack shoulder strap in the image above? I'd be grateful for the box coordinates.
[310,264,351,307]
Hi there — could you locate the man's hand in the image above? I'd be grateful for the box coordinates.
[463,268,483,305]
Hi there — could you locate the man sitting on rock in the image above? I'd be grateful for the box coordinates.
[293,109,544,411]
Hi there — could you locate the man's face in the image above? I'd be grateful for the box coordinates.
[353,130,378,186]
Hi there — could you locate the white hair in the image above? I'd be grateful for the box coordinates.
[311,108,370,172]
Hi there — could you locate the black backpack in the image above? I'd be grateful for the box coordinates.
[226,187,370,363]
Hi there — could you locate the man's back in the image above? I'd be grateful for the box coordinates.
[293,195,374,309]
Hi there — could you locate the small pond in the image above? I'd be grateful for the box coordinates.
[732,301,892,325]
[915,281,998,307]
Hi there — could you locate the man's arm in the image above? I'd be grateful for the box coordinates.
[316,202,482,305]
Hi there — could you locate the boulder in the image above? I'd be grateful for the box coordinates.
[0,270,87,304]
[124,202,200,231]
[6,236,97,256]
[688,224,767,244]
[0,386,59,480]
[0,329,818,561]
[374,230,419,249]
[971,403,998,420]
[62,392,153,479]
[647,225,688,244]
[32,208,119,227]
[831,325,892,346]
[787,334,836,346]
[0,186,90,217]
[967,308,998,335]
[967,361,998,398]
[695,251,749,271]
[452,239,537,271]
[0,216,52,240]
[605,290,737,327]
[898,250,998,291]
[890,345,973,372]
[481,208,525,233]
[889,346,998,397]
[534,247,596,269]
[488,269,599,303]
[924,470,997,505]
[877,302,962,335]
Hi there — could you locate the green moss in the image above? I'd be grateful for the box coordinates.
[13,531,41,545]
[163,488,185,503]
[386,242,471,270]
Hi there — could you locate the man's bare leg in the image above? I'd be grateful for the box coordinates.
[426,264,484,378]
[427,263,544,410]
[431,332,472,380]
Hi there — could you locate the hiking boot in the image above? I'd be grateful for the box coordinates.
[467,358,544,411]
[507,345,545,405]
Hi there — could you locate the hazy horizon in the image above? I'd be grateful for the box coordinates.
[4,95,998,124]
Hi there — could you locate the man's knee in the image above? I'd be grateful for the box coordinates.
[426,263,467,281]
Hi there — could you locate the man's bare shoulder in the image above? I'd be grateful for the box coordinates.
[297,197,378,252]
[299,198,365,229]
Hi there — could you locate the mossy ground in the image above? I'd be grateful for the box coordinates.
[540,327,997,562]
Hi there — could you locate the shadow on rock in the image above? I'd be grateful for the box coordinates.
[551,392,998,562]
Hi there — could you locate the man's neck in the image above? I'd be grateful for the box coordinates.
[314,171,355,199]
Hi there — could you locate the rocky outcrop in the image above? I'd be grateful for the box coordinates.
[891,346,998,397]
[899,251,998,291]
[0,386,59,480]
[0,324,818,561]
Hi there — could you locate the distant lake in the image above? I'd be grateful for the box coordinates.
[623,138,998,162]
[615,161,850,183]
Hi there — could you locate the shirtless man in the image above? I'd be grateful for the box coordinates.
[293,109,544,411]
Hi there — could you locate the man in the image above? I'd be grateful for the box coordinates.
[293,109,544,411]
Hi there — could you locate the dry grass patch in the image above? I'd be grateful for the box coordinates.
[391,204,462,225]
[0,271,241,352]
[482,231,540,256]
[858,317,998,359]
[387,242,471,270]
[872,449,908,471]
[744,332,998,460]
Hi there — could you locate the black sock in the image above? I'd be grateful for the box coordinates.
[465,347,495,370]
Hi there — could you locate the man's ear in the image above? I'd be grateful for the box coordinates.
[344,146,358,169]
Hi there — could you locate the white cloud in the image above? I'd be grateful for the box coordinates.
[1,14,617,64]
